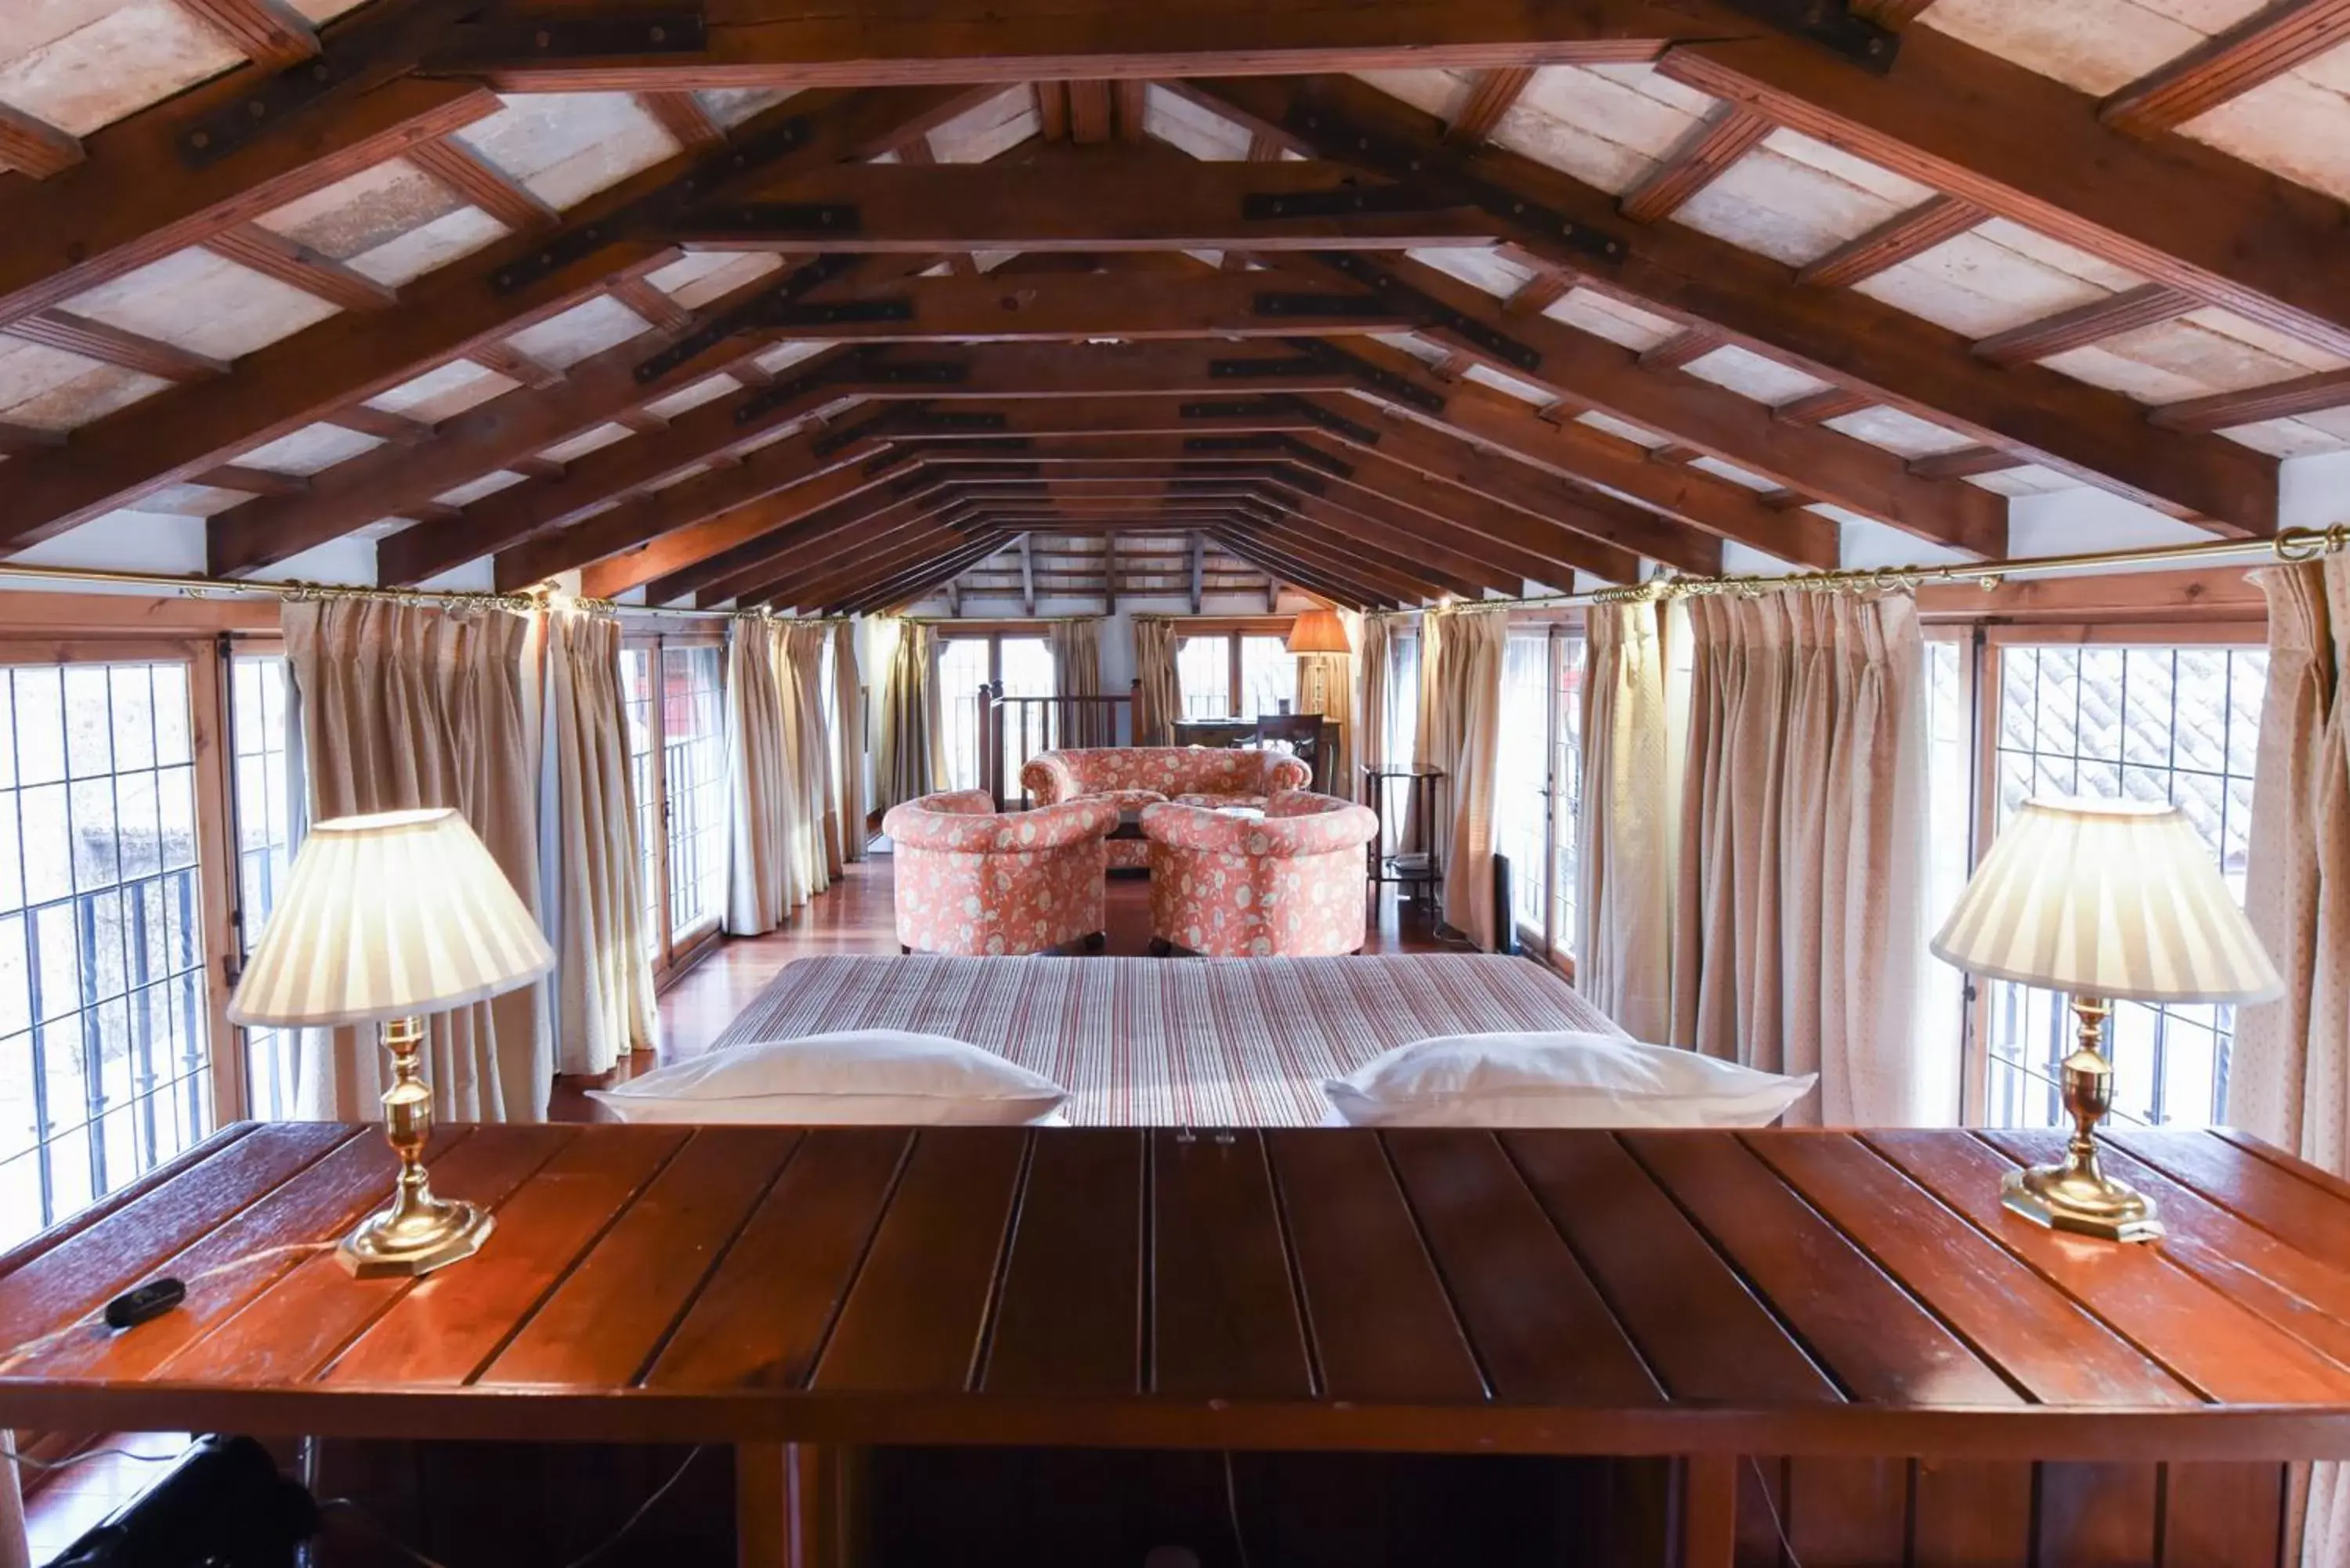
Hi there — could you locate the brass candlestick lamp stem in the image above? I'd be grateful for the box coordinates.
[338,1014,494,1278]
[1998,995,2164,1242]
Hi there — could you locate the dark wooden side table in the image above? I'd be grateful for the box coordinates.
[1361,762,1444,909]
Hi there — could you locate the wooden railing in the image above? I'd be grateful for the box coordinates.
[978,681,1139,807]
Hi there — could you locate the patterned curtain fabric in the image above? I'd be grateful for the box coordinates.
[1577,600,1677,1042]
[723,616,792,936]
[542,609,658,1076]
[281,598,551,1121]
[876,617,942,810]
[1667,590,1928,1125]
[1132,616,1183,746]
[1049,619,1111,746]
[2232,556,2350,1568]
[1354,612,1390,802]
[830,620,867,864]
[1417,606,1508,951]
[779,623,833,912]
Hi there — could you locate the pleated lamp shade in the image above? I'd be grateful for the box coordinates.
[1286,609,1351,655]
[1930,797,2282,1005]
[227,808,555,1029]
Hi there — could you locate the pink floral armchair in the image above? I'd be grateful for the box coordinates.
[881,789,1118,956]
[1142,790,1379,957]
[1021,747,1313,870]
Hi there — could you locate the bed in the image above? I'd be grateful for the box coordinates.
[709,952,1621,1125]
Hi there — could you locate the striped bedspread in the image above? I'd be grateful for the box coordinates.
[710,953,1622,1126]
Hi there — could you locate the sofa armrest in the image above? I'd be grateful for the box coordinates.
[1019,750,1080,804]
[1143,797,1377,858]
[885,794,1118,853]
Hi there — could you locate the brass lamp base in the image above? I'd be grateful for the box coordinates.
[336,1013,494,1278]
[2001,1162,2163,1243]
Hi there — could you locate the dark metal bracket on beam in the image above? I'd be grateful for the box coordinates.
[1177,395,1382,446]
[674,202,864,240]
[633,253,863,383]
[1242,184,1471,221]
[491,113,819,294]
[1708,0,1900,71]
[1306,251,1544,373]
[431,11,706,67]
[732,350,967,426]
[1280,338,1446,414]
[809,405,1010,457]
[1184,432,1354,479]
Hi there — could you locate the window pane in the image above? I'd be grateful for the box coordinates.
[1493,633,1551,947]
[621,649,663,963]
[935,636,992,793]
[1238,636,1292,721]
[997,637,1053,789]
[662,647,728,941]
[230,655,299,1120]
[1549,634,1585,960]
[1176,636,1229,718]
[0,659,212,1248]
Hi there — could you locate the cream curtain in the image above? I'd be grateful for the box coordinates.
[724,616,792,935]
[779,622,833,910]
[1667,591,1928,1125]
[541,609,658,1076]
[1297,647,1352,789]
[1355,612,1390,802]
[830,619,867,863]
[282,599,551,1121]
[2232,556,2350,1568]
[876,616,943,809]
[1049,619,1112,746]
[1578,600,1678,1042]
[1133,616,1182,746]
[1417,607,1508,951]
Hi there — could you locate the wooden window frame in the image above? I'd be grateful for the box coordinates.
[626,630,728,988]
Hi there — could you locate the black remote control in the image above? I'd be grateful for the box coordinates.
[103,1277,185,1330]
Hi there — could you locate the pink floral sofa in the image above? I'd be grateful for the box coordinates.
[1021,747,1312,870]
[1142,790,1379,957]
[880,789,1118,956]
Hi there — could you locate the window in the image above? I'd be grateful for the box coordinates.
[1490,627,1585,965]
[660,645,728,952]
[0,660,213,1251]
[228,654,299,1120]
[1176,630,1294,718]
[937,631,1052,794]
[620,648,663,966]
[1932,632,2268,1131]
[1385,632,1419,769]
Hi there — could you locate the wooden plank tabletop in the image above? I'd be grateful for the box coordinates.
[5,1122,2350,1461]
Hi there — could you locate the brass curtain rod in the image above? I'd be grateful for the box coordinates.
[1370,523,2350,618]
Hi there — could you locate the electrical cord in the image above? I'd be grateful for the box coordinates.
[0,1243,332,1377]
[320,1446,706,1568]
[0,1444,183,1476]
[1746,1454,1803,1568]
[1221,1450,1252,1568]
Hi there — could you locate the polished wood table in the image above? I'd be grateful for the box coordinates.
[5,1121,2350,1566]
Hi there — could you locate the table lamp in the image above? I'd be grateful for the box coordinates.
[1285,609,1351,656]
[1930,797,2281,1242]
[227,808,555,1277]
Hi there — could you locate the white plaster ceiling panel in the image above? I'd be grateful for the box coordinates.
[929,87,1037,163]
[1405,246,1534,299]
[365,359,517,424]
[1542,287,1679,351]
[1855,218,2142,338]
[2215,417,2350,458]
[1672,128,1935,268]
[736,419,808,456]
[646,250,781,309]
[2181,54,2350,205]
[645,461,710,493]
[1687,455,1778,491]
[642,373,742,420]
[1822,405,1978,457]
[0,337,164,429]
[1372,331,1451,367]
[64,248,341,362]
[503,295,650,370]
[452,93,681,211]
[751,339,826,375]
[971,250,1021,273]
[351,518,411,540]
[432,470,528,508]
[538,422,634,464]
[1575,409,1671,448]
[1920,0,2261,93]
[2041,309,2348,405]
[1967,464,2085,495]
[1462,363,1552,403]
[694,86,797,128]
[2037,343,2211,403]
[237,421,385,476]
[1488,65,1717,197]
[1182,248,1226,269]
[1146,85,1252,161]
[1349,68,1477,123]
[255,159,468,262]
[0,0,240,138]
[0,1,136,60]
[868,148,901,164]
[136,481,248,517]
[1682,344,1833,405]
[345,206,508,289]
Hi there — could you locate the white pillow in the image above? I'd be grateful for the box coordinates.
[1322,1031,1816,1129]
[588,1030,1067,1125]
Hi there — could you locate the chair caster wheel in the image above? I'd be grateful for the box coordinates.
[1083,930,1106,952]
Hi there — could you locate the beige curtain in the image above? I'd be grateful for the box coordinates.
[876,616,943,809]
[830,619,867,863]
[1668,591,1927,1125]
[2232,557,2350,1568]
[779,622,833,910]
[1133,616,1182,746]
[2,1433,24,1568]
[283,599,550,1121]
[1355,613,1390,802]
[1417,607,1508,950]
[1298,649,1352,788]
[1049,618,1111,746]
[1578,600,1678,1042]
[542,609,658,1076]
[724,616,792,935]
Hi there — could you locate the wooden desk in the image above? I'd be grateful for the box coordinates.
[5,1121,2349,1567]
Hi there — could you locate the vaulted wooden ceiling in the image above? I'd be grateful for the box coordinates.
[6,0,2350,612]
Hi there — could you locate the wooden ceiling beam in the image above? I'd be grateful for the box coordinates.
[1619,104,1773,223]
[1637,327,1723,370]
[2100,0,2350,137]
[604,273,696,334]
[683,487,963,605]
[1797,194,1983,288]
[1904,446,2021,481]
[325,403,432,445]
[1773,386,1875,425]
[1209,527,1391,610]
[174,0,319,67]
[405,137,562,233]
[0,422,64,454]
[2151,366,2350,432]
[1066,81,1116,143]
[637,91,728,150]
[1242,497,1501,598]
[1220,508,1449,602]
[1183,74,2274,533]
[1,85,987,551]
[4,312,227,381]
[196,464,309,497]
[0,103,85,179]
[465,341,566,390]
[1444,67,1536,146]
[812,528,1002,614]
[1971,284,2199,368]
[204,224,399,313]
